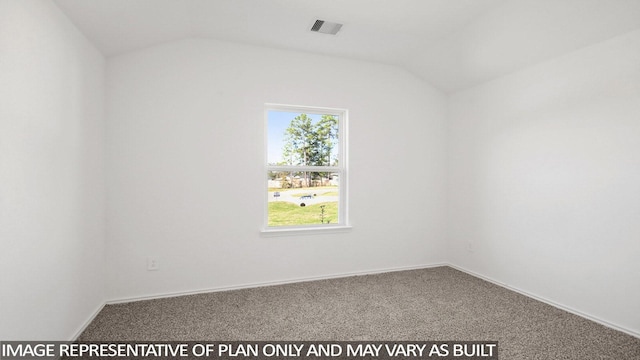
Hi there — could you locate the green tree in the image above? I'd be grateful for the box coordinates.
[284,114,314,186]
[283,114,313,164]
[317,114,338,164]
[316,115,338,183]
[283,113,339,187]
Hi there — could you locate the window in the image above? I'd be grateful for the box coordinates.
[264,104,348,233]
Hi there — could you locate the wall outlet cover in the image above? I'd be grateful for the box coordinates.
[147,257,159,271]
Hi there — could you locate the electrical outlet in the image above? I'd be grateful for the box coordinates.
[466,241,474,253]
[147,257,159,271]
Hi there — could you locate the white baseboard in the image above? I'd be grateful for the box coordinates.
[71,302,106,341]
[446,263,640,339]
[106,262,448,305]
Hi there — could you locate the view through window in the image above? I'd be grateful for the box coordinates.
[266,105,347,229]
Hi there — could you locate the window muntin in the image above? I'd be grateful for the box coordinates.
[265,104,347,230]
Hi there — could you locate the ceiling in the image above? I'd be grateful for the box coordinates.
[54,0,640,93]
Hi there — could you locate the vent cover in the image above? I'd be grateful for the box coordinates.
[310,19,342,35]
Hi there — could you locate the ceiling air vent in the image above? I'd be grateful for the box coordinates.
[310,19,342,35]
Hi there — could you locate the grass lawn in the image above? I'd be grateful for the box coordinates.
[289,190,338,198]
[320,191,339,197]
[268,201,338,226]
[268,185,338,193]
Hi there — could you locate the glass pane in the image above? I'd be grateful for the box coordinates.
[267,171,339,227]
[267,110,339,167]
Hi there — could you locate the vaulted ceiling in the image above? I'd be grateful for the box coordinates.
[54,0,640,92]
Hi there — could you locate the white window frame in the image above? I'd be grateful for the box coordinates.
[262,103,350,236]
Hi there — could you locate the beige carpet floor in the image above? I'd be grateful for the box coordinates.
[79,266,640,359]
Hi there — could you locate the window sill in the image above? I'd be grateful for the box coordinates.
[260,225,353,237]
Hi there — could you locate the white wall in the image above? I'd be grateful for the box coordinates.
[0,0,105,340]
[447,29,640,335]
[105,38,447,300]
